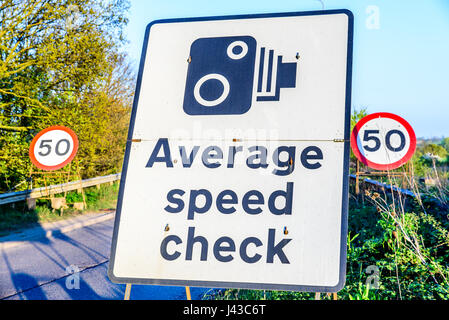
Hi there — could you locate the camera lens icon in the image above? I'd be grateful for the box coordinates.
[227,41,248,60]
[193,74,230,107]
[183,36,297,116]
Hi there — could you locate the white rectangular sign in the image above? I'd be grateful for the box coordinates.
[109,9,353,292]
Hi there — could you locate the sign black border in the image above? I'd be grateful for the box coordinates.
[108,9,353,293]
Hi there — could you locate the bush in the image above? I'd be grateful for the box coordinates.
[213,193,449,300]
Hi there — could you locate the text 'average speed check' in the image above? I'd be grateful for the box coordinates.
[147,139,325,263]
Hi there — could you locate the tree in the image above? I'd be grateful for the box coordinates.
[350,107,368,165]
[351,107,368,132]
[0,0,133,192]
[421,144,448,161]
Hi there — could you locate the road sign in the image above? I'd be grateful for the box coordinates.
[29,126,79,171]
[350,113,416,170]
[109,9,353,292]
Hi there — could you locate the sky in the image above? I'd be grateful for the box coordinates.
[122,0,449,139]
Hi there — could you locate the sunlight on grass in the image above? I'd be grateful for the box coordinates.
[0,182,119,236]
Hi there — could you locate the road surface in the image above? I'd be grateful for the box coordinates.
[0,216,214,300]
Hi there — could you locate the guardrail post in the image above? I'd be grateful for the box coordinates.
[76,166,87,210]
[26,198,36,210]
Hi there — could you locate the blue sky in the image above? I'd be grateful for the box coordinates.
[122,0,449,139]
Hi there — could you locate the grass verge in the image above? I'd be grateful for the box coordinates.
[0,182,119,237]
[208,193,449,300]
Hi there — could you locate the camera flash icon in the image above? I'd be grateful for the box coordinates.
[183,36,297,116]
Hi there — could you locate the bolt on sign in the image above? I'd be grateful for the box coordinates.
[109,9,354,292]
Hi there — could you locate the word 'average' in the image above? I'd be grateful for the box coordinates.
[146,138,324,176]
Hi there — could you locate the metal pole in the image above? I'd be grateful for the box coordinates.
[185,286,192,300]
[124,284,132,300]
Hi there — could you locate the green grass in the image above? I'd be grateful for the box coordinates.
[0,182,119,237]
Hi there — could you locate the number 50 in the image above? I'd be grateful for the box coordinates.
[38,139,71,156]
[363,129,406,152]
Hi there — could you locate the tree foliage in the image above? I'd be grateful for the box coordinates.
[441,138,449,153]
[349,107,368,165]
[350,106,368,132]
[0,0,133,192]
[421,144,448,159]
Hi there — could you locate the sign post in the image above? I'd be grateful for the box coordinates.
[109,9,353,294]
[350,112,416,201]
[28,125,80,213]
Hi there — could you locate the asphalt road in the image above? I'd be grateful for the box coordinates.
[0,218,213,300]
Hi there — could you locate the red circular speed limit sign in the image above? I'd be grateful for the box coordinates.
[350,113,416,170]
[29,126,79,171]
